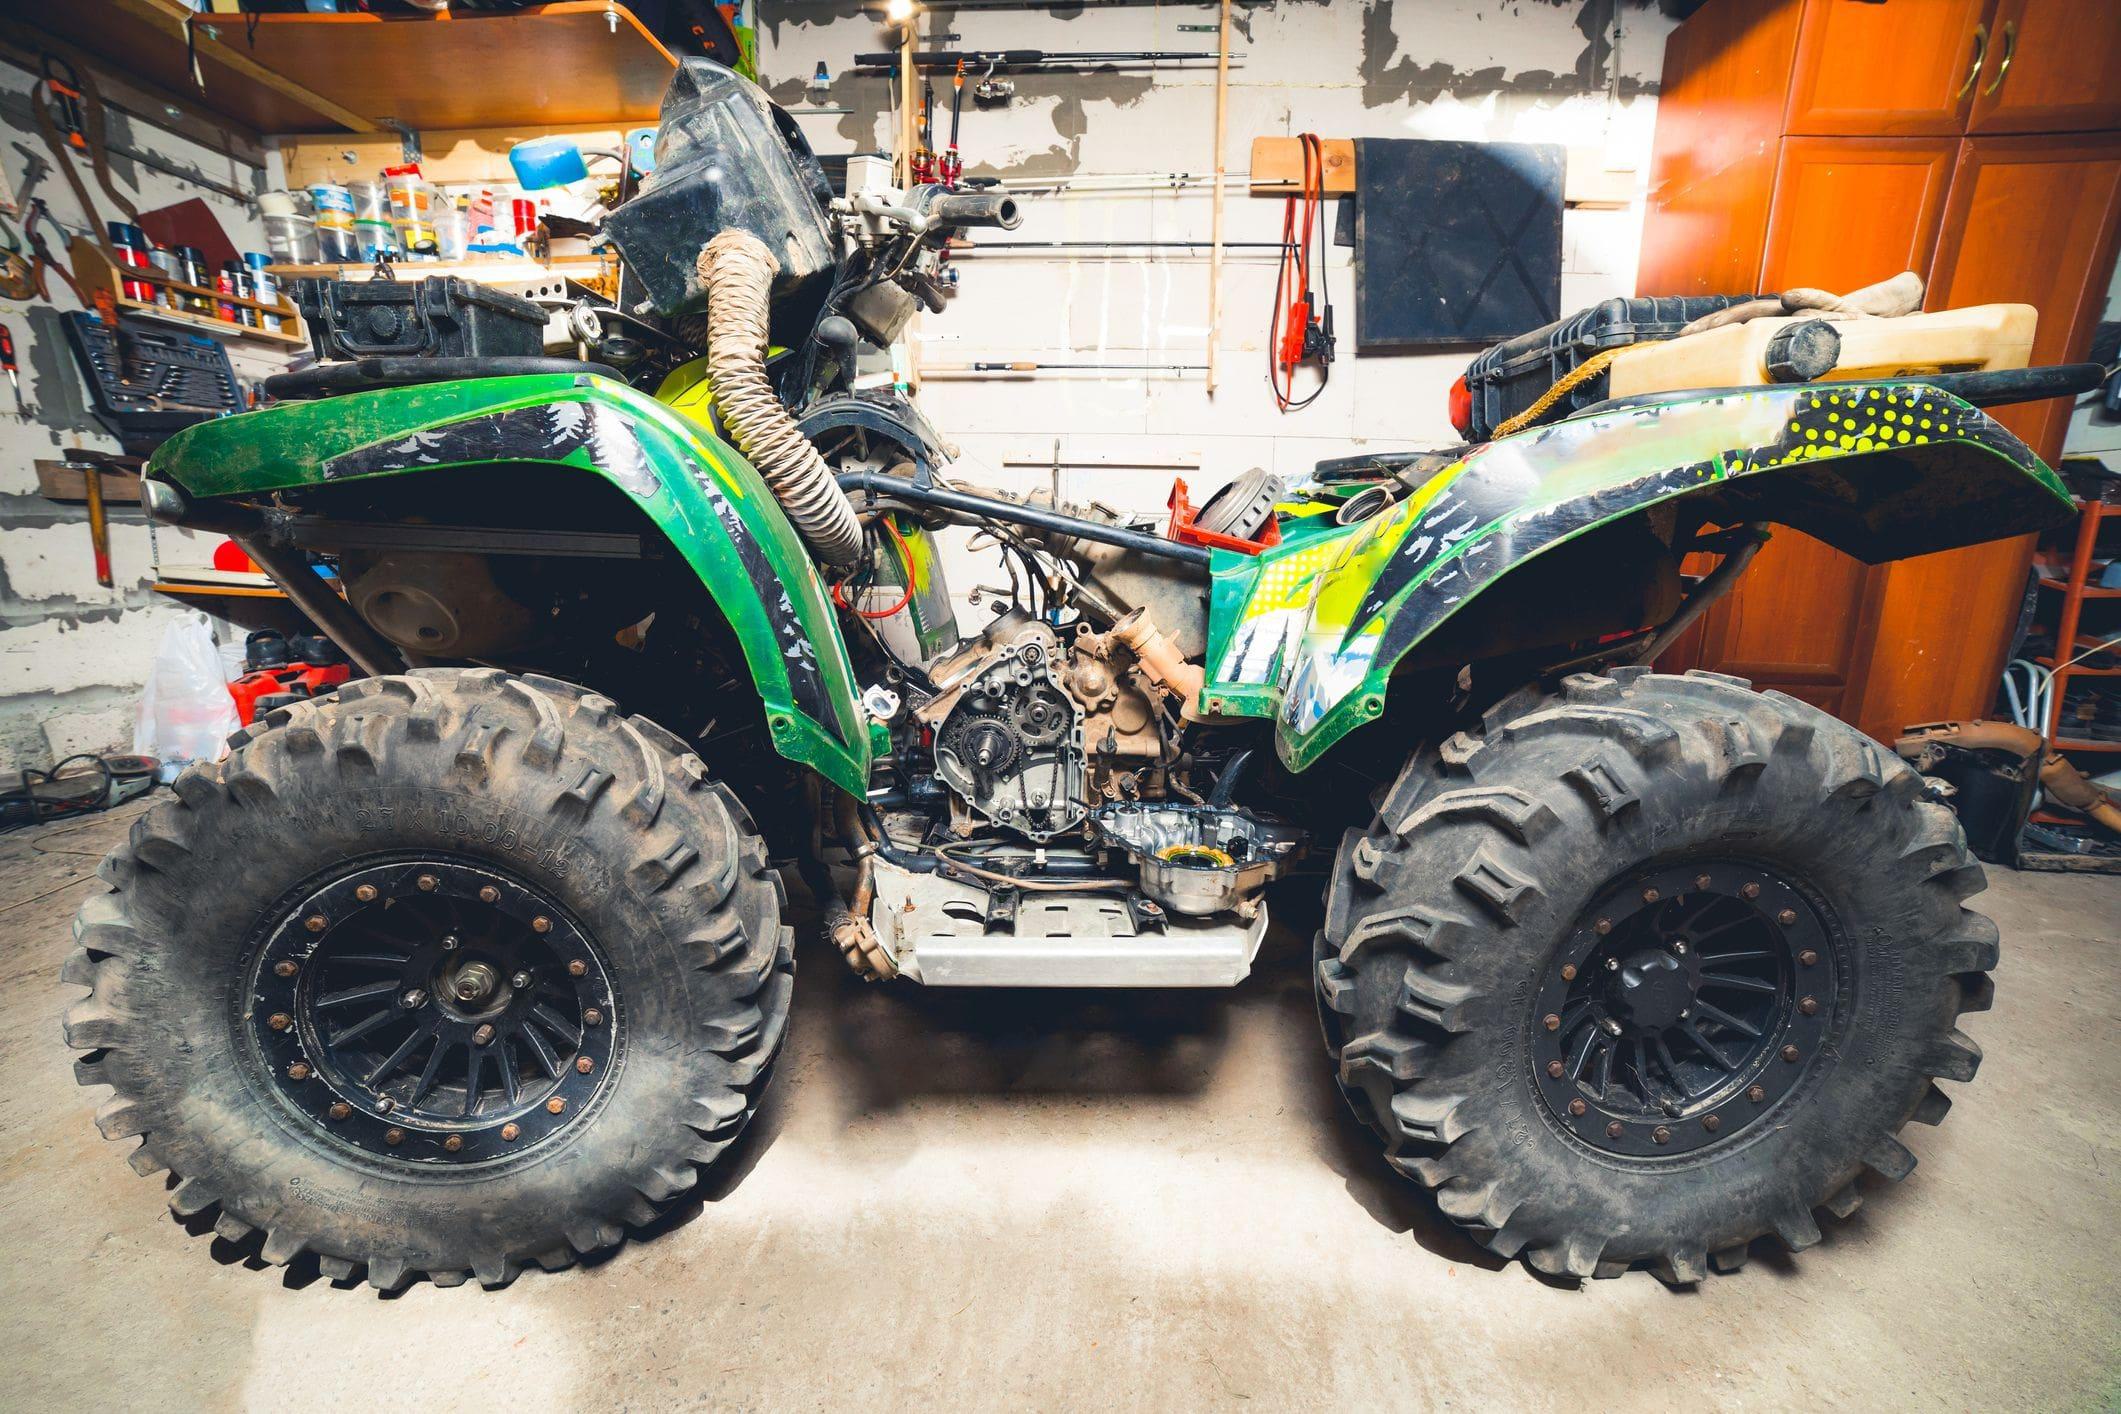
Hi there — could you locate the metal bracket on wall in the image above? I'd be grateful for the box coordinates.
[379,119,421,166]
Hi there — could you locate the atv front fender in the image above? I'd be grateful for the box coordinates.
[148,374,871,795]
[1203,381,2074,771]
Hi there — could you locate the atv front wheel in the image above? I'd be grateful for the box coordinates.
[62,669,792,1289]
[1317,668,1996,1281]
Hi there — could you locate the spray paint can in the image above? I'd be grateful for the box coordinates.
[173,246,213,315]
[242,252,281,332]
[107,221,153,301]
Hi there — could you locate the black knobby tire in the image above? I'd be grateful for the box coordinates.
[1316,667,1997,1282]
[61,668,794,1290]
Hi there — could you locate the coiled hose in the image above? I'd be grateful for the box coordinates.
[696,230,864,570]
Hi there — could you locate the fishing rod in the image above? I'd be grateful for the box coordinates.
[954,240,1286,251]
[855,49,1242,72]
[923,360,1208,374]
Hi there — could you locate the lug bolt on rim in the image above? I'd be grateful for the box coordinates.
[355,884,378,903]
[443,1135,463,1153]
[274,960,298,978]
[568,960,588,977]
[511,971,533,990]
[328,1102,351,1121]
[1799,996,1819,1016]
[401,989,426,1009]
[1546,1060,1565,1079]
[416,874,438,892]
[1702,1114,1721,1132]
[532,916,552,934]
[575,1056,595,1074]
[1560,963,1577,981]
[1782,1044,1801,1063]
[479,885,500,904]
[287,1062,310,1081]
[1642,887,1660,903]
[267,1013,292,1032]
[1606,1121,1624,1139]
[473,1024,496,1046]
[1594,918,1612,935]
[384,1128,404,1146]
[304,914,328,933]
[1741,882,1761,900]
[1568,1098,1587,1116]
[1543,1013,1561,1031]
[1748,1085,1767,1103]
[501,1123,521,1141]
[1652,1125,1672,1145]
[546,1097,567,1115]
[1799,949,1818,966]
[584,1008,604,1026]
[1778,908,1798,926]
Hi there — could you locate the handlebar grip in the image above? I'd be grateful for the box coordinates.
[924,191,1023,230]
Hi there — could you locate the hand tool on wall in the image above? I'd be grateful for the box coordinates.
[82,455,114,589]
[1268,132,1333,412]
[941,59,966,188]
[32,54,142,274]
[0,322,29,419]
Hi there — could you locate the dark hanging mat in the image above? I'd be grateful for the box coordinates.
[1352,137,1564,348]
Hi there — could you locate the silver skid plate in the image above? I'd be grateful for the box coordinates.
[871,860,1268,987]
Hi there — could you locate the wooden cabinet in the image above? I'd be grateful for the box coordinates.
[1968,0,2121,135]
[1642,0,2121,744]
[1786,0,1991,137]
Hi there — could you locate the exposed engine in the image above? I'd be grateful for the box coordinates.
[915,610,1191,838]
[927,620,1086,841]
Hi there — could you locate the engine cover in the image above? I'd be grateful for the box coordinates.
[933,624,1085,841]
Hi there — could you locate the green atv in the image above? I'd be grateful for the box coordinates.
[65,62,2081,1290]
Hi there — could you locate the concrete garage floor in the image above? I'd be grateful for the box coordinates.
[0,798,2115,1411]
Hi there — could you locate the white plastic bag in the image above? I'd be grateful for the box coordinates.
[134,615,241,780]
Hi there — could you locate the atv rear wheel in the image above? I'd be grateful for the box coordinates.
[1316,668,1996,1281]
[62,669,793,1289]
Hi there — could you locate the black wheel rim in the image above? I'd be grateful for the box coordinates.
[1530,859,1838,1159]
[244,858,618,1166]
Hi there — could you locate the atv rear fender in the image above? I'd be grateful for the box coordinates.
[145,373,872,795]
[1204,381,2075,770]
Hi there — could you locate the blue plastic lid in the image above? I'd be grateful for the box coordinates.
[509,136,590,191]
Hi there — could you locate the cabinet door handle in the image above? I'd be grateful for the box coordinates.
[1983,20,2016,96]
[1957,22,1988,98]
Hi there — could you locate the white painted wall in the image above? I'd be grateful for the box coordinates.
[0,66,275,776]
[757,0,1676,622]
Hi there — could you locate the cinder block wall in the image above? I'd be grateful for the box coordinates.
[0,67,273,776]
[756,0,1678,624]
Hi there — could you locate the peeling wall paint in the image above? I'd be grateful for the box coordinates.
[0,63,267,773]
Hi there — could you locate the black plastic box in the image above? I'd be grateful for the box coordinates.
[293,276,548,362]
[1460,294,1761,440]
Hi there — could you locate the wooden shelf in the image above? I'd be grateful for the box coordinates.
[184,3,677,132]
[153,580,289,602]
[70,238,306,349]
[266,256,616,301]
[2037,575,2121,599]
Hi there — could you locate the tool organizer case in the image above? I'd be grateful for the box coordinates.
[292,275,548,362]
[1462,295,1759,440]
[61,312,239,456]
